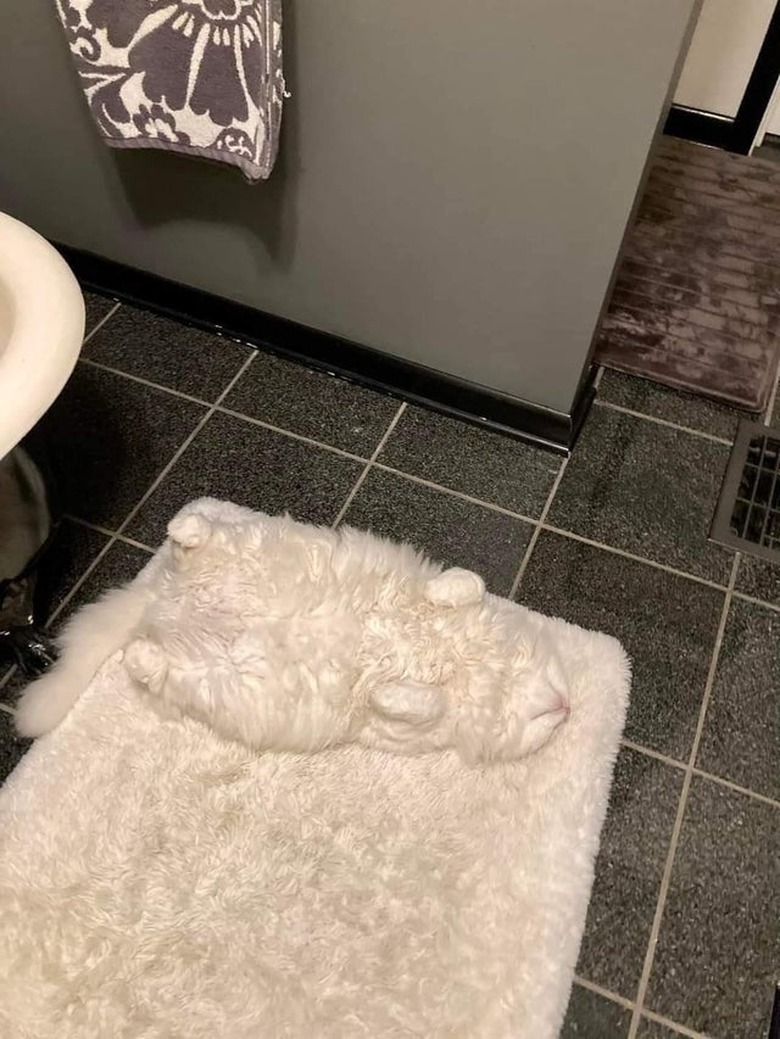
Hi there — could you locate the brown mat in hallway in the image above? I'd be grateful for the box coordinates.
[595,136,780,413]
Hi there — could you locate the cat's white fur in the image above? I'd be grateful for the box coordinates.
[16,499,570,764]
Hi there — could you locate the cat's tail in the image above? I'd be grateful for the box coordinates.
[15,582,148,738]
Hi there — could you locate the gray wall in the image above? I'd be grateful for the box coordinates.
[0,1,698,416]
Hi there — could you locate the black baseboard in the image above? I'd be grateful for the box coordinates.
[664,106,737,152]
[55,245,593,455]
[664,2,780,156]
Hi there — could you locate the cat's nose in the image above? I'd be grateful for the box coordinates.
[553,695,570,716]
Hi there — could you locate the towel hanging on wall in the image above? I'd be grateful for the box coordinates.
[53,1,284,182]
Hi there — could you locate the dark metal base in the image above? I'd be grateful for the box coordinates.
[54,244,594,456]
[1,436,61,678]
[710,420,780,564]
[1,622,58,677]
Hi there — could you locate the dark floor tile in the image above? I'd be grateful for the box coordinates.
[0,708,31,785]
[560,985,631,1038]
[517,533,723,759]
[83,306,253,401]
[0,521,107,676]
[548,407,733,583]
[377,406,560,517]
[1,542,153,710]
[635,1020,686,1038]
[35,520,109,620]
[40,364,207,529]
[54,541,154,627]
[696,599,780,800]
[223,353,400,455]
[125,411,364,546]
[645,777,780,1039]
[735,554,780,607]
[0,668,26,709]
[575,748,683,999]
[598,369,744,440]
[83,292,116,335]
[341,468,533,596]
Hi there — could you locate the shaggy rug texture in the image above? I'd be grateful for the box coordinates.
[596,136,780,412]
[0,501,630,1039]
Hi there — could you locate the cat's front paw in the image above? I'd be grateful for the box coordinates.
[167,512,213,551]
[424,568,485,607]
[124,637,169,695]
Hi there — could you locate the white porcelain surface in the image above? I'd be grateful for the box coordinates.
[0,212,85,459]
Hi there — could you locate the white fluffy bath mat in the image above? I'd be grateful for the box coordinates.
[0,500,629,1039]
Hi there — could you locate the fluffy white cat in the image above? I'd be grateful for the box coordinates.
[16,499,570,764]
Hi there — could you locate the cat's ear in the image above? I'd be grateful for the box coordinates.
[167,512,213,566]
[369,681,447,727]
[424,568,485,607]
[124,637,169,695]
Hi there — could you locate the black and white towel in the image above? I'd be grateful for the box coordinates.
[54,0,284,181]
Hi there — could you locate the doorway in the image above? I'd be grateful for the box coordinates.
[666,0,780,154]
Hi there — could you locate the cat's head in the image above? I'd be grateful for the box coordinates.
[360,568,571,765]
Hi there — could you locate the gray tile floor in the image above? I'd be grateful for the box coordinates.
[2,296,779,1039]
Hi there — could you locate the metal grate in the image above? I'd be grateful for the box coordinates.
[711,420,780,564]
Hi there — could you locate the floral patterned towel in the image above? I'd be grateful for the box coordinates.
[54,0,284,182]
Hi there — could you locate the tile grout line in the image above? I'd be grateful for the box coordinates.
[572,973,635,1011]
[111,352,258,541]
[621,738,780,812]
[509,457,570,599]
[41,356,780,619]
[368,462,732,594]
[65,364,755,601]
[47,449,774,632]
[594,399,733,446]
[331,403,407,528]
[77,360,375,467]
[75,346,739,465]
[539,523,730,592]
[572,974,713,1038]
[627,552,741,1039]
[81,301,121,346]
[47,353,259,629]
[217,405,370,465]
[370,463,539,526]
[620,739,687,772]
[70,353,775,593]
[640,1008,713,1039]
[4,348,247,709]
[732,590,780,614]
[78,358,213,408]
[62,515,156,553]
[692,768,780,812]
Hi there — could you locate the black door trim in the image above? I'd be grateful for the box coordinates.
[665,0,780,154]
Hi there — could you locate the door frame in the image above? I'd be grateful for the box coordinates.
[665,0,780,153]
